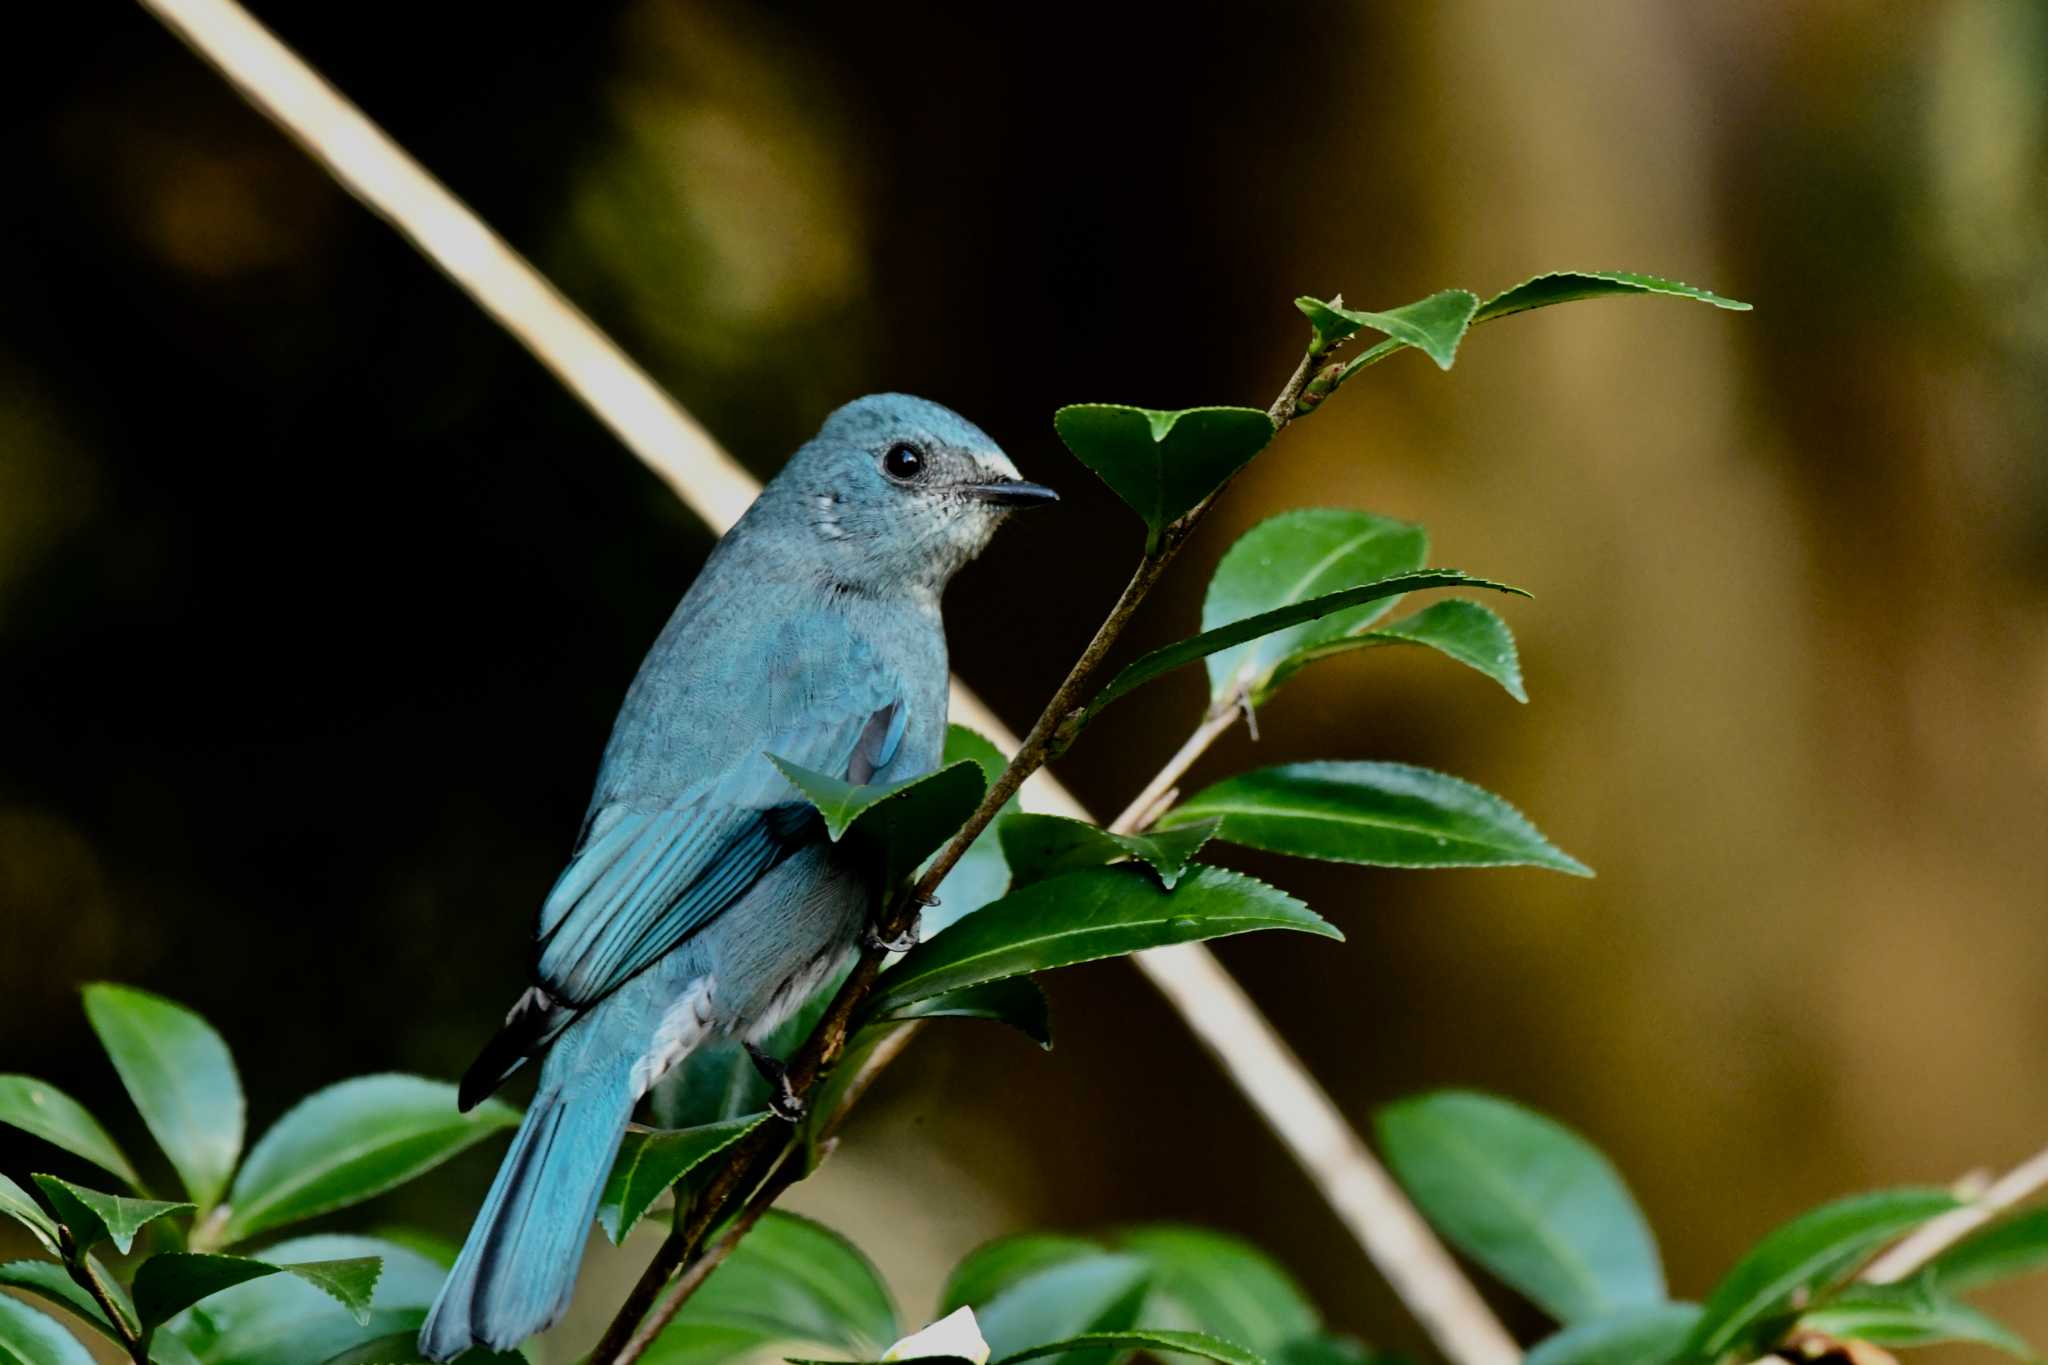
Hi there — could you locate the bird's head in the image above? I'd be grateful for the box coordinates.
[769,393,1057,596]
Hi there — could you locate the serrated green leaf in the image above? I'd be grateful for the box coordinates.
[599,1115,768,1245]
[1296,290,1479,369]
[0,1174,62,1256]
[1000,1331,1265,1365]
[82,984,243,1213]
[1272,599,1526,703]
[661,1210,898,1354]
[1163,762,1590,876]
[770,757,986,885]
[1798,1282,2032,1358]
[0,1258,126,1341]
[33,1174,192,1255]
[0,1295,98,1365]
[1295,270,1748,412]
[1093,572,1525,718]
[931,726,1020,934]
[1374,1092,1661,1324]
[1523,1302,1701,1365]
[1927,1206,2048,1292]
[1201,509,1429,702]
[870,866,1339,1017]
[867,978,1052,1049]
[1053,406,1275,539]
[154,1235,445,1365]
[943,1235,1105,1315]
[0,1076,141,1192]
[1681,1188,1963,1359]
[998,814,1218,891]
[145,1250,381,1329]
[224,1075,519,1245]
[1474,270,1750,324]
[1116,1226,1317,1354]
[978,1252,1152,1365]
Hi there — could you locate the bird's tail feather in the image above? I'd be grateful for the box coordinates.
[419,1059,635,1359]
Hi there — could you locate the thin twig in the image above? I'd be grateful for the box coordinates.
[1863,1144,2048,1283]
[63,1241,144,1362]
[133,7,1519,1362]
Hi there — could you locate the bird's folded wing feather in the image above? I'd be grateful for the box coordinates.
[531,620,906,1008]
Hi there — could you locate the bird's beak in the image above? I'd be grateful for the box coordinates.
[964,479,1059,508]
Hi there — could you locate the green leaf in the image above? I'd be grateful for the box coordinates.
[1093,572,1525,718]
[1273,1335,1391,1365]
[1374,1092,1661,1324]
[1474,270,1751,324]
[1200,509,1430,703]
[770,757,987,885]
[999,1331,1265,1365]
[870,866,1339,1017]
[1798,1282,2033,1358]
[1164,762,1590,876]
[977,1252,1151,1365]
[1927,1206,2048,1292]
[1680,1188,1964,1359]
[0,1174,62,1256]
[82,984,243,1214]
[867,978,1052,1049]
[932,726,1020,933]
[1275,599,1526,703]
[132,1252,380,1328]
[665,1211,898,1353]
[0,1296,98,1365]
[0,1258,126,1341]
[998,814,1219,891]
[1523,1302,1701,1365]
[33,1174,193,1255]
[223,1074,519,1245]
[1053,405,1275,541]
[942,1236,1104,1314]
[1116,1226,1317,1354]
[1296,290,1479,369]
[0,1076,141,1191]
[643,1322,786,1365]
[599,1115,769,1245]
[153,1235,444,1365]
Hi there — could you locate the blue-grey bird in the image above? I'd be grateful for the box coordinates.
[419,394,1055,1359]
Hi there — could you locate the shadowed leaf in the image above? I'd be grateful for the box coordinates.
[999,1331,1265,1365]
[868,978,1052,1049]
[943,1236,1104,1316]
[931,726,1019,933]
[1798,1282,2031,1359]
[1523,1302,1701,1365]
[999,814,1219,891]
[1053,405,1275,541]
[770,758,986,885]
[1273,599,1526,703]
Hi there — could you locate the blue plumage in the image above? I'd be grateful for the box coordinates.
[420,395,1054,1359]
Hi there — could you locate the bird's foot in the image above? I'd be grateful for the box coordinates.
[744,1041,807,1122]
[862,910,923,955]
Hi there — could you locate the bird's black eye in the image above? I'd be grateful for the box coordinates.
[881,442,925,482]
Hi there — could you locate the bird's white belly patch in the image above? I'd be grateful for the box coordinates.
[631,976,717,1097]
[746,947,852,1044]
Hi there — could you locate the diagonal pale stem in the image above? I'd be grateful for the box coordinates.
[130,5,1520,1363]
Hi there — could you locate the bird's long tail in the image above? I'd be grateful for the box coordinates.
[419,1051,636,1359]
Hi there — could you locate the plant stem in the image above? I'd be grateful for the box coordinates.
[1108,701,1242,834]
[65,1245,145,1363]
[1862,1143,2048,1283]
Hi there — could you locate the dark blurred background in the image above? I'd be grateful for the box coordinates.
[4,2,2046,1359]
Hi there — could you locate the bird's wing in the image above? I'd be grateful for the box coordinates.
[530,630,907,1009]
